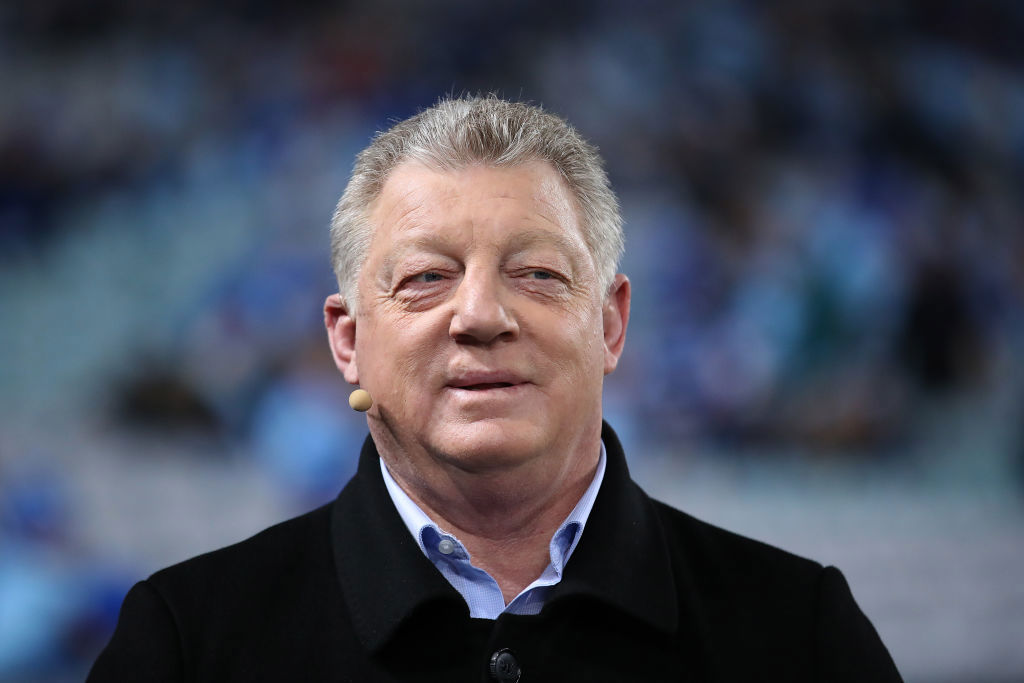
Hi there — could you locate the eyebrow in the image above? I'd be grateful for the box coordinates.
[381,228,585,269]
[504,227,586,256]
[377,236,451,281]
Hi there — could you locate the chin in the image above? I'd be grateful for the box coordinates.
[429,417,548,471]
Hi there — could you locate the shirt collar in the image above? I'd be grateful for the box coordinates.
[329,423,680,654]
[379,443,607,580]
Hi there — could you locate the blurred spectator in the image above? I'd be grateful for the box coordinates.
[2,0,1023,678]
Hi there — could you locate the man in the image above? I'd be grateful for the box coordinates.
[89,97,902,681]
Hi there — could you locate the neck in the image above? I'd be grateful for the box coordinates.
[378,427,602,603]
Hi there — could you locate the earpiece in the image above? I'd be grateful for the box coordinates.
[349,389,373,412]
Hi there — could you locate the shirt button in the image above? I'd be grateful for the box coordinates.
[438,538,456,555]
[489,648,521,682]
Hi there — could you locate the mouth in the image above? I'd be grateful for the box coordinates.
[457,382,517,391]
[447,372,527,392]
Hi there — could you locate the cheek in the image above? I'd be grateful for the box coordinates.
[358,315,445,394]
[545,311,607,379]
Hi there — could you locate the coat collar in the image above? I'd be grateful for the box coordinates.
[546,422,679,633]
[329,435,464,653]
[329,422,680,652]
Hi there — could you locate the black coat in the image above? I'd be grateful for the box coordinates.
[88,423,902,682]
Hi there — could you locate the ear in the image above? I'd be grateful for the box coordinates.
[602,274,631,375]
[324,294,360,385]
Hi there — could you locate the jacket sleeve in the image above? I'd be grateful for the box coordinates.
[813,565,903,682]
[87,580,185,682]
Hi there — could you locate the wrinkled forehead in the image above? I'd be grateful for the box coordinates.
[367,160,586,251]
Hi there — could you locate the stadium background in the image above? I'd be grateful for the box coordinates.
[1,1,1022,680]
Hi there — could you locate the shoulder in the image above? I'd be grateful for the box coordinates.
[146,502,337,619]
[650,497,822,584]
[645,496,902,680]
[646,496,826,639]
[89,502,348,682]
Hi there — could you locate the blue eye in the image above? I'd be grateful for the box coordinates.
[531,271,553,280]
[414,272,444,283]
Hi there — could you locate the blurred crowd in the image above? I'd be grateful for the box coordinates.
[1,0,1022,679]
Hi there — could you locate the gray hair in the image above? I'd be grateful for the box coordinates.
[329,96,623,312]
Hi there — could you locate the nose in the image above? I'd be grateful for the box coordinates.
[448,268,519,345]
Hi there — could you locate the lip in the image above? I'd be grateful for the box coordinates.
[446,370,528,391]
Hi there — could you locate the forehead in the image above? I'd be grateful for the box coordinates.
[367,161,584,251]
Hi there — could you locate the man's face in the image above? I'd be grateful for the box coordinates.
[328,161,629,473]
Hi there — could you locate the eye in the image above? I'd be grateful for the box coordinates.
[512,267,570,293]
[410,271,445,283]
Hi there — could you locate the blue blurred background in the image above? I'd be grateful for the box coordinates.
[1,1,1023,680]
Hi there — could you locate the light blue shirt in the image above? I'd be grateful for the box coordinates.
[379,444,607,620]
